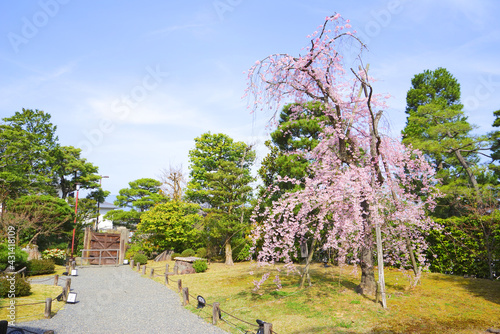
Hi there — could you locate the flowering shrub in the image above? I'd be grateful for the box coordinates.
[42,248,66,265]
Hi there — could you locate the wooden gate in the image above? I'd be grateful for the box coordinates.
[82,227,128,265]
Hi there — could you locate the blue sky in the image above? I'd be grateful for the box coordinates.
[1,0,499,198]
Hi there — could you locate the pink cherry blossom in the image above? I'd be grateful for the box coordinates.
[245,14,440,289]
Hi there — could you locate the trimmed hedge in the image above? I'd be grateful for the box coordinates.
[27,259,55,276]
[181,249,196,257]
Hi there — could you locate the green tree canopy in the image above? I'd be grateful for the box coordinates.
[0,109,101,207]
[403,67,462,139]
[104,178,166,229]
[259,102,325,198]
[51,145,100,199]
[136,201,202,254]
[185,132,255,205]
[402,68,488,200]
[3,195,73,247]
[0,109,58,203]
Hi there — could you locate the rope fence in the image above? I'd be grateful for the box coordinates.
[0,272,72,334]
[130,260,277,334]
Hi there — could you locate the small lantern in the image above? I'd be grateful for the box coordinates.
[256,319,266,334]
[67,292,77,304]
[197,295,206,309]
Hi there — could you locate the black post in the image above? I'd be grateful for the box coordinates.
[0,320,7,334]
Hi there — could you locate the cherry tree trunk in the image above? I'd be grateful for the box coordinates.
[225,242,234,266]
[356,241,376,296]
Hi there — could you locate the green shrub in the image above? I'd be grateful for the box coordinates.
[125,244,144,260]
[133,253,148,265]
[0,274,31,298]
[196,247,207,258]
[192,260,208,273]
[181,249,196,257]
[27,259,55,276]
[171,253,181,260]
[0,243,29,271]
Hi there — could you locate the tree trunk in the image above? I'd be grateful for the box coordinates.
[225,242,234,266]
[453,149,479,193]
[299,239,317,289]
[356,240,376,296]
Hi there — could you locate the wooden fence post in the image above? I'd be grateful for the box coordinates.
[130,259,134,268]
[165,263,169,273]
[65,265,69,275]
[150,268,154,278]
[54,274,59,286]
[62,286,68,302]
[65,278,71,300]
[44,298,52,319]
[177,279,182,292]
[0,320,7,334]
[182,287,189,306]
[164,271,169,285]
[263,323,273,334]
[142,265,146,275]
[136,263,140,271]
[212,302,220,325]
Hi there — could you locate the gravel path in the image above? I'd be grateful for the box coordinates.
[10,265,228,334]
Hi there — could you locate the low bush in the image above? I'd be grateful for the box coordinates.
[0,274,31,298]
[181,249,196,257]
[196,247,207,258]
[171,253,181,260]
[192,260,208,273]
[125,244,144,260]
[27,259,55,276]
[133,253,148,265]
[0,243,28,271]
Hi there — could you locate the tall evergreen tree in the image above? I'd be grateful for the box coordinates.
[0,109,59,204]
[402,68,488,209]
[186,132,255,265]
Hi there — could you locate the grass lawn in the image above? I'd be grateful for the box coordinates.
[0,283,64,322]
[141,260,500,334]
[0,265,66,323]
